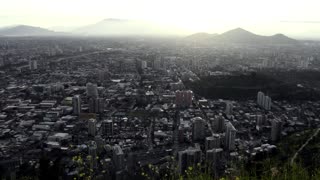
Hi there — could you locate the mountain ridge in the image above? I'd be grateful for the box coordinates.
[185,32,219,41]
[73,19,160,36]
[0,22,300,44]
[186,28,298,44]
[0,25,67,36]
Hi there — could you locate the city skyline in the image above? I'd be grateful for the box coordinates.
[1,1,320,179]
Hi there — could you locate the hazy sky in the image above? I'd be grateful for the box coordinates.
[1,0,320,38]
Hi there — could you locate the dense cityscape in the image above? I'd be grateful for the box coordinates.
[0,33,320,180]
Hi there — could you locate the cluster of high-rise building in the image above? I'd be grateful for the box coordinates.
[29,60,38,70]
[175,90,193,108]
[178,146,202,174]
[257,91,272,110]
[89,97,105,113]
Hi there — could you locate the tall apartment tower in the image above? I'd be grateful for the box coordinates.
[257,91,264,105]
[102,119,113,136]
[113,145,124,171]
[271,119,282,142]
[192,117,206,141]
[205,134,221,151]
[264,96,272,110]
[88,141,97,169]
[225,101,233,117]
[225,122,236,151]
[257,91,272,110]
[178,147,202,174]
[175,90,193,108]
[72,95,81,115]
[214,115,225,133]
[88,118,96,137]
[206,148,223,171]
[89,98,105,113]
[86,83,98,98]
[29,60,38,70]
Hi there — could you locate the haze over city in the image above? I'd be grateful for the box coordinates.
[1,0,320,38]
[1,1,320,180]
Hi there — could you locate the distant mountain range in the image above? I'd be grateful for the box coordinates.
[72,18,159,36]
[0,21,298,45]
[0,19,172,37]
[185,28,298,44]
[0,25,66,36]
[184,32,218,41]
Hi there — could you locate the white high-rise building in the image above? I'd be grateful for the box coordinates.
[98,70,109,83]
[264,96,272,110]
[205,135,221,151]
[256,114,264,130]
[225,101,233,117]
[88,118,96,137]
[257,91,264,106]
[141,61,147,69]
[271,119,282,142]
[97,98,105,113]
[178,147,202,174]
[72,95,81,115]
[175,90,193,108]
[214,115,225,133]
[206,148,223,170]
[192,117,206,141]
[102,119,113,136]
[257,91,272,110]
[98,70,105,82]
[153,56,161,70]
[88,141,97,169]
[29,60,38,70]
[113,145,124,170]
[86,83,98,98]
[89,98,104,113]
[225,122,236,151]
